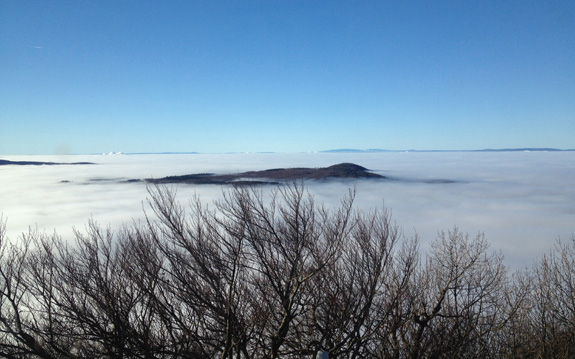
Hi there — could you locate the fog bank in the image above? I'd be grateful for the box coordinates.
[1,152,573,268]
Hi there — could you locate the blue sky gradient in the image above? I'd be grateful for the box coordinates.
[1,1,574,154]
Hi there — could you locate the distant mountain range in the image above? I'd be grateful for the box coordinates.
[121,148,574,155]
[123,151,201,155]
[321,148,575,153]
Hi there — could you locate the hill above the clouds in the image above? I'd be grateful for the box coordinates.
[146,163,384,185]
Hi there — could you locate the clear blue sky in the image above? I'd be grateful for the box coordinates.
[1,1,574,155]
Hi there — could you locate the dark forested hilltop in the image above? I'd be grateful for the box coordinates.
[147,163,384,185]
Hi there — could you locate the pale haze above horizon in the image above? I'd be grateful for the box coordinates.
[1,1,574,155]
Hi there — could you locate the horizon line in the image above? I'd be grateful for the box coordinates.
[2,147,575,156]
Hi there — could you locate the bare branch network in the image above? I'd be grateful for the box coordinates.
[0,183,574,358]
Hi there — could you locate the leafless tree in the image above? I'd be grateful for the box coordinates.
[369,236,420,359]
[494,270,534,359]
[528,236,575,359]
[0,219,60,359]
[1,185,567,359]
[144,184,256,358]
[301,208,417,359]
[211,183,355,358]
[397,228,516,359]
[144,182,357,358]
[24,222,157,358]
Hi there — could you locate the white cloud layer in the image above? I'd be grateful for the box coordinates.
[1,152,574,269]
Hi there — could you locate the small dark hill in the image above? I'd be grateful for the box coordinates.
[241,163,381,180]
[147,163,384,185]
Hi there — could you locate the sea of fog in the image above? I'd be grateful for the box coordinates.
[1,152,574,269]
